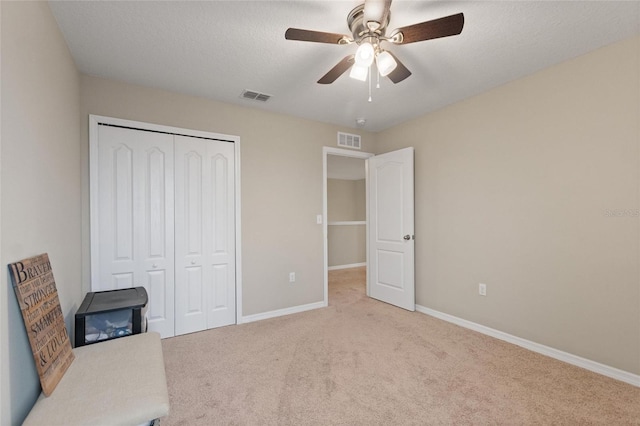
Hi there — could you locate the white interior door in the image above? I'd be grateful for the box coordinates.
[368,147,415,311]
[174,135,236,336]
[96,125,175,337]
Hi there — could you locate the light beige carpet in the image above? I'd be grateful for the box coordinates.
[161,267,640,425]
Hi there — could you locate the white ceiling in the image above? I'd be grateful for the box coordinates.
[49,1,640,132]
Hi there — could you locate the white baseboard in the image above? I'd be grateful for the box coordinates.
[241,301,326,324]
[328,262,366,271]
[415,305,640,388]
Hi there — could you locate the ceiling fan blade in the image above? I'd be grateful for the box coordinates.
[318,55,355,84]
[386,52,411,84]
[285,28,350,44]
[391,13,464,45]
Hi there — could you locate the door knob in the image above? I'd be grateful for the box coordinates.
[403,234,411,240]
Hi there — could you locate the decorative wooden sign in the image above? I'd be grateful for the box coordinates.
[8,253,74,396]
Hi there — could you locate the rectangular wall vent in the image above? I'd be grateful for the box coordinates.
[337,132,361,150]
[240,89,272,102]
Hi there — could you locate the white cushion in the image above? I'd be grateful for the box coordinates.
[23,332,169,426]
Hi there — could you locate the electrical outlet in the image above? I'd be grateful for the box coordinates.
[479,283,487,296]
[289,272,296,283]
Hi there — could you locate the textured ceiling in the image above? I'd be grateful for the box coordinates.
[49,1,640,132]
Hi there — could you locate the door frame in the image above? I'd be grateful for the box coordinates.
[89,115,243,324]
[322,147,374,305]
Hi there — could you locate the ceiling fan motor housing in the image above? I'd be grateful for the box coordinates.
[348,4,390,45]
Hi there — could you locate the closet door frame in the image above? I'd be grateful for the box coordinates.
[89,115,243,325]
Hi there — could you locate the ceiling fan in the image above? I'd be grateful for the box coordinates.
[285,0,464,85]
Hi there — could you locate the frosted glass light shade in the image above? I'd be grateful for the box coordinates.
[349,64,368,81]
[376,51,397,76]
[354,42,375,67]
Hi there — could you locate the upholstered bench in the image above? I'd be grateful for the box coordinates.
[23,332,169,426]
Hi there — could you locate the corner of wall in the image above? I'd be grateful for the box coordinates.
[1,1,82,424]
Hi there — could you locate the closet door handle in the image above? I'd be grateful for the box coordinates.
[403,235,411,240]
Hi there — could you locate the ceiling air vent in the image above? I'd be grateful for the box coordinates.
[337,132,361,150]
[240,89,272,102]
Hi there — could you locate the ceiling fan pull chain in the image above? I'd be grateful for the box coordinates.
[376,66,381,89]
[368,67,372,102]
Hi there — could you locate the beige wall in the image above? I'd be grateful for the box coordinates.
[354,179,366,221]
[79,75,375,317]
[1,2,82,424]
[328,226,366,267]
[376,36,640,375]
[327,179,366,267]
[327,179,366,221]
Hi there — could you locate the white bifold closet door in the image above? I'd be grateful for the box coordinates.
[174,135,236,335]
[97,125,176,337]
[95,124,235,338]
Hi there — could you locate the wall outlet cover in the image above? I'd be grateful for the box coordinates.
[479,283,487,296]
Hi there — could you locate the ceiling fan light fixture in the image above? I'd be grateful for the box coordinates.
[349,63,369,81]
[376,50,397,76]
[354,42,375,67]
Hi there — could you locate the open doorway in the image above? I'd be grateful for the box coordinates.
[323,147,415,310]
[322,147,374,305]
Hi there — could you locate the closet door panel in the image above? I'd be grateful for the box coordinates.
[175,139,208,335]
[146,269,168,325]
[140,143,175,337]
[186,266,205,313]
[211,264,229,309]
[175,136,235,335]
[98,137,134,286]
[146,147,169,258]
[207,144,236,328]
[111,273,134,290]
[96,125,175,338]
[135,135,175,338]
